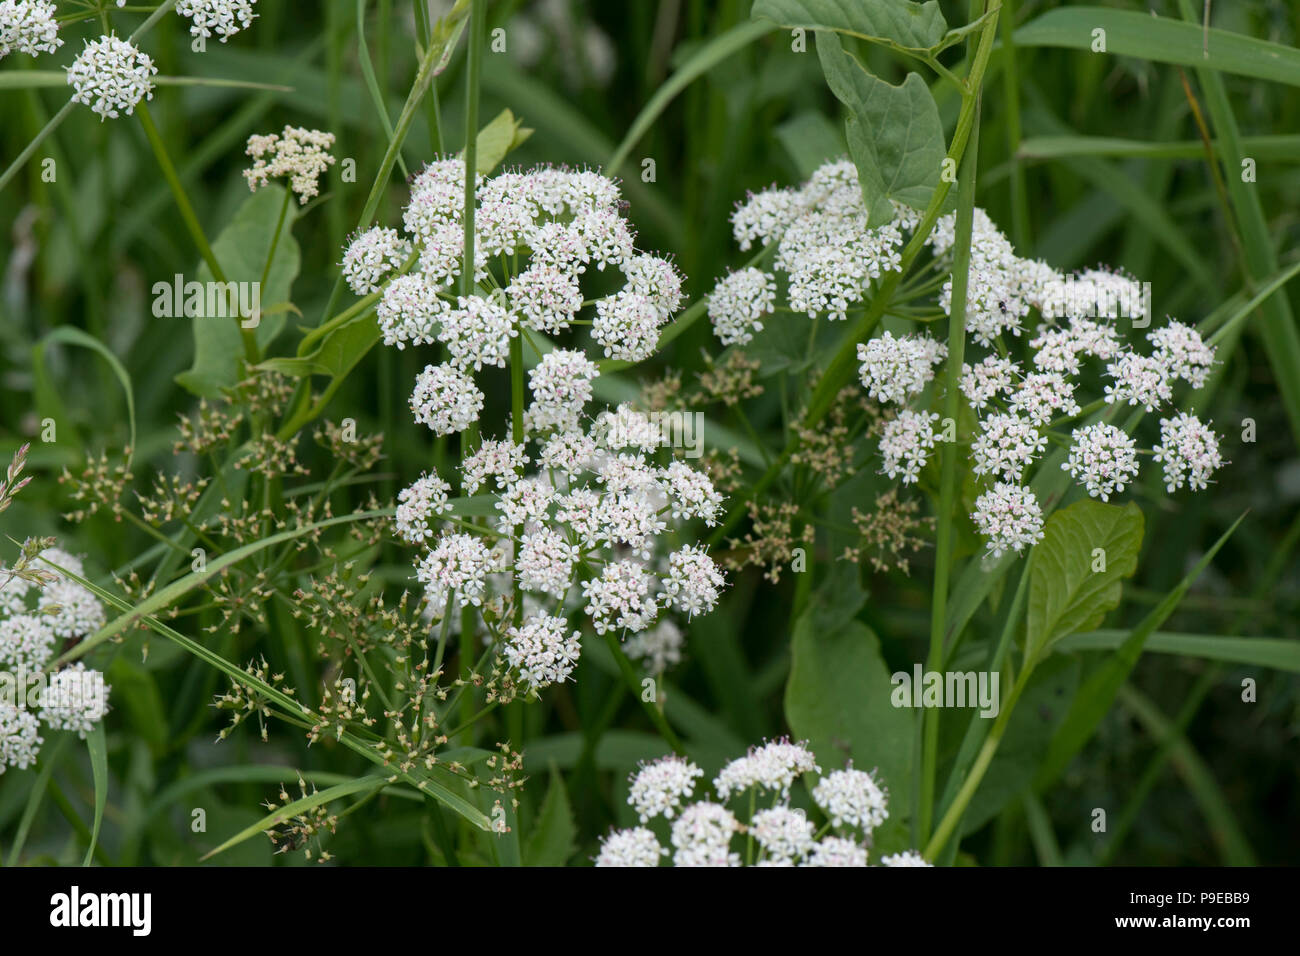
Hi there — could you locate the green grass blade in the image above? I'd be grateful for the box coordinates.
[1033,512,1246,792]
[1117,685,1256,866]
[1015,7,1300,87]
[37,326,137,465]
[607,20,774,175]
[1020,133,1300,161]
[200,776,388,861]
[1056,630,1300,672]
[82,724,108,867]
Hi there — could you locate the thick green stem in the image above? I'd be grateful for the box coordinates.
[920,96,983,844]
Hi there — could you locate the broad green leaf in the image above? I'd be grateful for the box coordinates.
[467,108,534,174]
[259,313,382,381]
[784,596,913,853]
[1015,7,1300,89]
[523,765,577,867]
[816,32,945,225]
[753,0,947,52]
[1034,513,1244,792]
[175,184,300,398]
[83,724,108,867]
[1025,499,1144,665]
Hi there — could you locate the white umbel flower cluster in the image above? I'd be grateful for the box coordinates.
[711,158,910,330]
[177,0,258,43]
[596,740,925,867]
[0,0,61,59]
[344,160,686,443]
[1063,423,1140,502]
[857,332,946,404]
[244,126,336,204]
[628,755,705,822]
[1153,413,1225,492]
[394,389,726,692]
[66,34,156,120]
[0,546,111,772]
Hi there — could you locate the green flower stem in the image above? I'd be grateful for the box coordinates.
[707,3,1003,547]
[258,184,292,292]
[925,661,1032,859]
[920,97,983,844]
[603,629,686,756]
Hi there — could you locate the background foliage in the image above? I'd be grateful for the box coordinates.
[1,0,1297,866]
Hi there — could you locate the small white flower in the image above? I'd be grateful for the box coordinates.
[38,664,109,738]
[659,545,726,619]
[527,349,598,432]
[439,294,516,372]
[0,613,56,672]
[1009,372,1080,426]
[960,355,1018,409]
[670,802,740,867]
[1148,319,1215,389]
[972,483,1045,557]
[592,291,663,363]
[881,850,932,867]
[803,836,869,867]
[341,226,410,295]
[461,439,529,494]
[623,618,684,674]
[594,827,664,867]
[581,559,657,635]
[714,737,820,802]
[515,527,579,598]
[0,702,42,773]
[812,766,889,833]
[660,461,724,526]
[879,410,939,484]
[177,0,258,43]
[66,34,156,120]
[38,578,105,639]
[1063,422,1140,501]
[1153,413,1225,492]
[507,262,583,334]
[628,755,704,822]
[750,806,816,863]
[376,273,445,349]
[857,332,946,405]
[1104,351,1172,412]
[409,363,483,435]
[708,267,776,346]
[502,613,581,690]
[0,0,62,59]
[394,473,452,544]
[971,412,1047,483]
[622,253,684,320]
[415,533,497,608]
